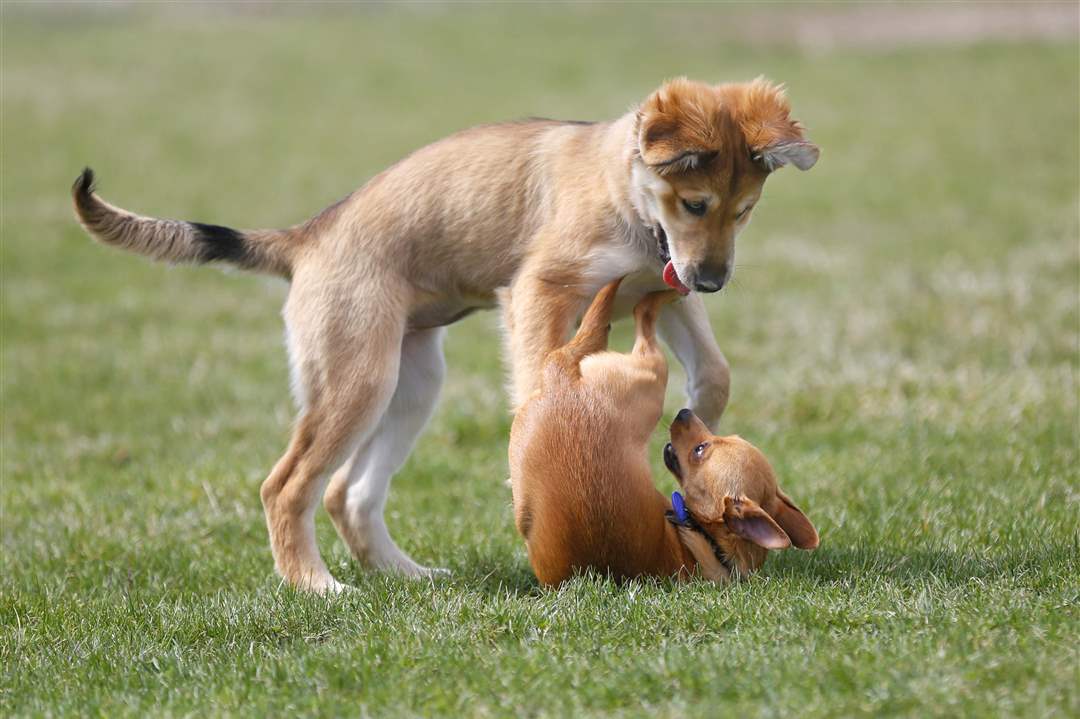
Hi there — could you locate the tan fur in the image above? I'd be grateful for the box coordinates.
[72,78,817,591]
[509,280,818,586]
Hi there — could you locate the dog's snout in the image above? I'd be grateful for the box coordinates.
[675,408,694,423]
[693,264,730,293]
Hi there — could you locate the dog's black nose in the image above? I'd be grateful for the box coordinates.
[675,408,694,423]
[693,264,730,293]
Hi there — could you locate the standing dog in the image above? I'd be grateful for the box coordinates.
[72,77,818,592]
[509,279,817,585]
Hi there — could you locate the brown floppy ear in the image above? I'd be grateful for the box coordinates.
[736,78,819,172]
[637,78,720,174]
[722,496,791,550]
[768,490,819,549]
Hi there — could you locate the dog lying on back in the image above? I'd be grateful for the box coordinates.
[509,279,818,585]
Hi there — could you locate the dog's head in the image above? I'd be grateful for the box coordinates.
[632,77,818,293]
[663,408,818,578]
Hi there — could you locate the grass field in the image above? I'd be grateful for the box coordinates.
[2,5,1078,717]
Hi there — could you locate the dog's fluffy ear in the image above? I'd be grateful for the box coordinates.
[639,77,818,174]
[637,78,720,174]
[767,490,820,550]
[722,496,791,550]
[755,141,819,172]
[735,78,819,172]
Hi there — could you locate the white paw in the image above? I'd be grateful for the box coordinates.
[410,565,451,580]
[377,554,450,579]
[295,572,350,595]
[318,578,351,594]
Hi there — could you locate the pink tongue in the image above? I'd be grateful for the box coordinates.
[663,261,691,295]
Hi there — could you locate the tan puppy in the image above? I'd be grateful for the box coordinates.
[509,279,818,585]
[73,77,818,592]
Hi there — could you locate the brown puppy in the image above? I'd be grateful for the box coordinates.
[73,77,818,591]
[509,279,818,585]
[662,410,819,580]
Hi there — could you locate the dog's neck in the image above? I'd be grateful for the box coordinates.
[655,496,735,582]
[667,515,735,583]
[636,490,734,582]
[600,112,661,254]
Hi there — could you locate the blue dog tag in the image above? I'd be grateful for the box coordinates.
[671,491,689,523]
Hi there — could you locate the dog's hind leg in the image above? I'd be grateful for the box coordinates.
[323,327,447,577]
[260,282,405,593]
[632,290,679,358]
[542,277,622,379]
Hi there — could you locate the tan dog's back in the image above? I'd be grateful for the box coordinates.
[509,280,683,585]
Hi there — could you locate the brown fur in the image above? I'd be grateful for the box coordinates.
[509,280,818,586]
[665,409,819,577]
[72,78,817,591]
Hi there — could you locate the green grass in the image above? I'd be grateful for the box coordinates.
[2,5,1078,717]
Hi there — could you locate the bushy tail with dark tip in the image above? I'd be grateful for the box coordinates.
[71,168,296,278]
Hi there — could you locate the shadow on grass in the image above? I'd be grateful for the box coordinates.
[445,540,1075,597]
[767,541,1074,588]
[72,533,1069,603]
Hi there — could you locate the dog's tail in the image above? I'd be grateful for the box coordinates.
[72,168,297,279]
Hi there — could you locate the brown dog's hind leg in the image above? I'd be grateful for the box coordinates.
[632,290,680,358]
[542,277,623,378]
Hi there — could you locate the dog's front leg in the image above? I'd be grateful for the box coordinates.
[657,293,730,429]
[503,270,590,411]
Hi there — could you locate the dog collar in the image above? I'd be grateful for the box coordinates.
[665,491,735,576]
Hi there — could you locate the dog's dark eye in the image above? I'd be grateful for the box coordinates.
[682,199,707,217]
[693,442,708,458]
